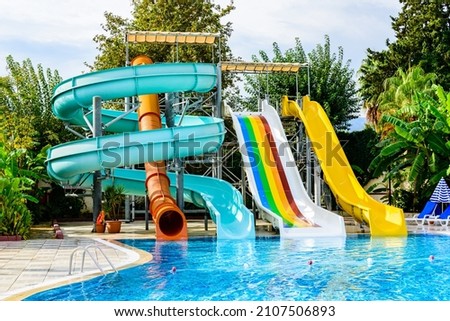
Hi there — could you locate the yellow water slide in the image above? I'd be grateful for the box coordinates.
[281,96,407,236]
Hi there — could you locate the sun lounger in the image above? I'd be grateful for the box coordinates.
[405,201,442,225]
[426,206,450,227]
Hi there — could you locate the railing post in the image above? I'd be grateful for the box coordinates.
[92,96,102,232]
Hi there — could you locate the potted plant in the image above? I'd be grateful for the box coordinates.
[103,185,125,233]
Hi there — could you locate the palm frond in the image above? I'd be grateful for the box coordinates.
[380,141,409,157]
[408,152,425,182]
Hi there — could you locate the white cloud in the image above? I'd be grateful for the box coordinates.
[0,0,401,78]
[0,0,132,77]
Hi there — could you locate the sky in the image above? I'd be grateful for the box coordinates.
[0,0,402,130]
[0,0,401,80]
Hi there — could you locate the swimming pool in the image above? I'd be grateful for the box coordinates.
[25,234,450,301]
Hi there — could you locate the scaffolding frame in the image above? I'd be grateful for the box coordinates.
[74,30,321,231]
[216,60,323,212]
[123,31,222,225]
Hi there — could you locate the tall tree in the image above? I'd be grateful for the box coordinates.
[0,56,65,152]
[244,36,359,130]
[375,66,437,134]
[0,56,78,224]
[359,0,450,125]
[378,67,437,115]
[390,0,450,85]
[358,49,391,126]
[91,0,235,71]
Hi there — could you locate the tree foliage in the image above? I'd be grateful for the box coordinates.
[369,85,450,210]
[0,56,76,225]
[390,0,450,86]
[374,66,437,134]
[378,66,437,114]
[243,36,359,130]
[359,0,450,125]
[0,143,42,238]
[91,0,235,71]
[0,55,66,152]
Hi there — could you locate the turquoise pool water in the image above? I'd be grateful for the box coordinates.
[25,234,450,301]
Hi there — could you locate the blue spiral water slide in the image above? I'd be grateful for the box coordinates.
[45,63,255,239]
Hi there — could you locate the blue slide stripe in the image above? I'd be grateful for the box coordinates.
[237,115,270,208]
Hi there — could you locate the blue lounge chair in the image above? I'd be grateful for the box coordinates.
[406,201,442,225]
[427,205,450,227]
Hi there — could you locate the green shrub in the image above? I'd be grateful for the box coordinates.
[0,178,32,238]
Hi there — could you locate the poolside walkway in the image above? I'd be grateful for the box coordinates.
[0,219,274,300]
[0,218,448,301]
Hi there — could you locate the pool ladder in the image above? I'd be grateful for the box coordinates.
[68,244,118,275]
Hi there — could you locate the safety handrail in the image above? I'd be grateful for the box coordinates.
[68,244,118,275]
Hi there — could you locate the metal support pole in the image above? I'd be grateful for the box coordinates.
[306,63,311,96]
[295,97,312,198]
[175,159,185,211]
[131,95,137,221]
[131,195,135,221]
[214,64,223,179]
[124,36,132,222]
[314,156,322,206]
[296,121,302,173]
[241,163,247,208]
[306,138,312,198]
[125,32,130,67]
[215,65,223,130]
[145,194,149,231]
[124,95,131,223]
[92,96,102,232]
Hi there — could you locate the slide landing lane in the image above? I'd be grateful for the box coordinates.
[236,114,314,228]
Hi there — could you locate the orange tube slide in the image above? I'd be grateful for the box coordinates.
[131,55,187,240]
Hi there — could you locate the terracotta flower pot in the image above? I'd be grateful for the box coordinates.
[106,221,122,233]
[95,223,106,233]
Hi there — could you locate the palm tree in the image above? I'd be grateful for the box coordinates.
[360,65,437,133]
[369,86,450,210]
[378,67,437,115]
[358,49,392,128]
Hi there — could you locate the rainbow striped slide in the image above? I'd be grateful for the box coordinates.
[231,101,346,238]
